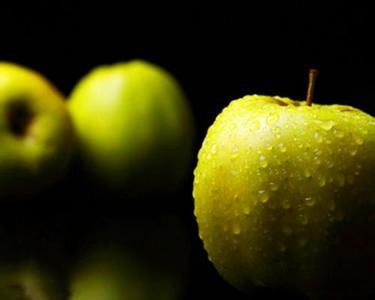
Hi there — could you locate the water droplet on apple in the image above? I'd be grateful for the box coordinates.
[314,156,321,165]
[258,190,269,203]
[211,144,217,154]
[314,131,323,143]
[298,214,309,225]
[304,196,315,206]
[355,136,364,145]
[269,182,279,191]
[266,112,279,125]
[304,170,312,178]
[278,143,287,152]
[259,155,268,168]
[233,223,241,235]
[320,120,335,131]
[318,176,326,187]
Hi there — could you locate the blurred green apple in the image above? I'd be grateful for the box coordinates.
[68,60,194,196]
[0,62,74,198]
[0,259,66,300]
[68,214,190,300]
[193,95,375,299]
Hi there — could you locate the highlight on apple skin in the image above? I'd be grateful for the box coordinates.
[0,62,75,198]
[68,59,195,197]
[193,95,375,299]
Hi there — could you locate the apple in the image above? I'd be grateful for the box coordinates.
[68,60,194,196]
[193,74,375,299]
[68,214,190,300]
[0,62,74,198]
[0,259,66,300]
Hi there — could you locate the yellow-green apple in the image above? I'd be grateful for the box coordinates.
[68,214,190,300]
[193,92,375,299]
[0,62,74,198]
[68,60,194,196]
[0,259,66,300]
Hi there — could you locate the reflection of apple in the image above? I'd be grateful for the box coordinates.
[68,214,190,300]
[68,60,194,196]
[0,62,74,197]
[193,93,375,299]
[0,260,66,300]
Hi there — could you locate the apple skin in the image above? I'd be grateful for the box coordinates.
[68,214,190,300]
[193,95,375,299]
[68,60,194,196]
[0,62,74,198]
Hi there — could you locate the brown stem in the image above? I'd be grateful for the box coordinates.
[306,69,318,106]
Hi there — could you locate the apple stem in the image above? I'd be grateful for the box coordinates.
[306,69,318,106]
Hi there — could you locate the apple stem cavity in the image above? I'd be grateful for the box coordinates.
[6,100,34,137]
[306,68,318,106]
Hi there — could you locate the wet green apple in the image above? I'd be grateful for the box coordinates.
[193,95,375,299]
[68,60,194,196]
[0,62,74,198]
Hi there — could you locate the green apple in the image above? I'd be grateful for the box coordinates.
[193,94,375,299]
[68,60,194,196]
[0,259,66,300]
[0,62,74,197]
[68,214,190,300]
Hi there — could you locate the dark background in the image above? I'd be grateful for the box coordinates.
[1,2,375,300]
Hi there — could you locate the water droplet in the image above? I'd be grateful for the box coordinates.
[243,205,250,215]
[258,190,269,203]
[304,196,315,206]
[250,120,260,131]
[304,169,312,178]
[318,176,326,187]
[314,131,323,143]
[355,137,364,145]
[299,214,309,225]
[211,144,217,154]
[279,143,287,152]
[266,112,279,125]
[334,129,345,138]
[269,182,279,191]
[259,155,268,168]
[282,199,291,209]
[320,120,335,131]
[350,149,357,156]
[233,223,241,235]
[282,225,292,235]
[314,156,322,165]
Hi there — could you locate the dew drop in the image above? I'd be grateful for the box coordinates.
[320,120,335,131]
[314,131,323,143]
[233,223,241,235]
[250,120,260,131]
[258,190,269,203]
[318,176,326,187]
[269,182,279,191]
[278,143,287,152]
[304,196,315,206]
[211,144,217,154]
[266,112,279,125]
[355,137,364,145]
[259,155,268,168]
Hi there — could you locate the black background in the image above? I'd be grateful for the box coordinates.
[1,2,375,299]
